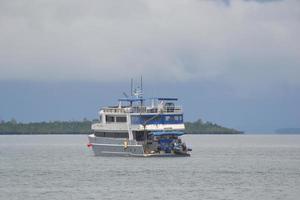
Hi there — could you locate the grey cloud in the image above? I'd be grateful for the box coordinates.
[222,0,283,6]
[244,0,284,3]
[0,0,299,87]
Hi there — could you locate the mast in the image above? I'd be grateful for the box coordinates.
[140,76,143,106]
[131,78,133,97]
[140,76,143,93]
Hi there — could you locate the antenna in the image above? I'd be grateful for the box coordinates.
[140,76,143,93]
[130,78,133,97]
[130,77,144,99]
[123,92,129,98]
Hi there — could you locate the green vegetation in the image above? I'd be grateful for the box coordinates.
[0,119,94,135]
[0,118,242,135]
[185,119,243,134]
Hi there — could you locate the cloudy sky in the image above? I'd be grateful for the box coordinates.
[0,0,299,132]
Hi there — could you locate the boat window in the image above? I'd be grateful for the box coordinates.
[131,116,141,124]
[116,116,127,123]
[95,132,128,138]
[105,132,128,138]
[164,115,183,123]
[165,102,175,112]
[165,116,171,121]
[106,115,115,123]
[131,115,183,124]
[134,131,145,141]
[179,115,183,121]
[141,115,162,124]
[95,132,105,137]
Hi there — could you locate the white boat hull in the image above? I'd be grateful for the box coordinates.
[87,134,190,157]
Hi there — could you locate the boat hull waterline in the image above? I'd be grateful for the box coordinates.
[88,135,190,157]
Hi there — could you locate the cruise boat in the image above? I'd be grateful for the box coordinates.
[87,80,192,157]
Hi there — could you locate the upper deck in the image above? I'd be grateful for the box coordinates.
[102,105,182,114]
[93,93,185,132]
[101,97,183,115]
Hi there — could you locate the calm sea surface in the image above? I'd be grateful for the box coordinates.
[0,135,299,200]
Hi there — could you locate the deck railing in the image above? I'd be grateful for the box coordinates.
[102,108,127,113]
[102,106,182,114]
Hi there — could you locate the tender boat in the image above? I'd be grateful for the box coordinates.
[87,79,192,157]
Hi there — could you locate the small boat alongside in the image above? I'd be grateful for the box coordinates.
[87,80,192,157]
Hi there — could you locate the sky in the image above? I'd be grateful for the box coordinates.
[0,0,299,133]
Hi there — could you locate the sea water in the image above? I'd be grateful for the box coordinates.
[0,135,299,200]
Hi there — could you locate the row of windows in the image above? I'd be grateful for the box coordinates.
[95,131,144,140]
[131,115,183,124]
[165,115,183,122]
[103,115,183,124]
[95,132,128,138]
[105,115,127,123]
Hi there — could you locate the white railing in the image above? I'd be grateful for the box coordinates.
[102,106,182,114]
[102,108,127,113]
[92,123,128,131]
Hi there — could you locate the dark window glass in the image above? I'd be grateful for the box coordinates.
[95,132,128,138]
[116,116,127,123]
[106,115,115,123]
[105,132,128,138]
[134,132,145,141]
[95,132,105,137]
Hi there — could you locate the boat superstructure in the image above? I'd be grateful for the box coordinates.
[87,80,191,157]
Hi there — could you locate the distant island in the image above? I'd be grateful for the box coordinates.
[275,128,300,134]
[185,119,243,134]
[0,118,243,135]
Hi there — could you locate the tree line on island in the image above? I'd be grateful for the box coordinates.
[0,118,243,135]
